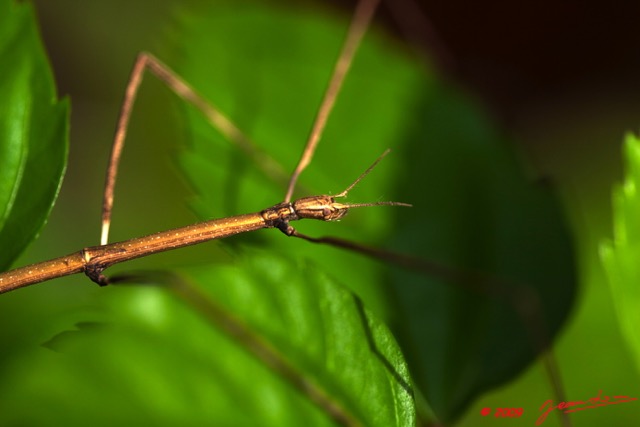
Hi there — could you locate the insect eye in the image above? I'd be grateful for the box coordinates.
[322,207,332,217]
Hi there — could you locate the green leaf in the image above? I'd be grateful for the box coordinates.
[601,133,640,375]
[0,249,415,427]
[388,87,577,423]
[0,0,69,271]
[170,2,576,423]
[173,0,422,328]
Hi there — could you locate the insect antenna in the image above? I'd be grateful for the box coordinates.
[334,149,412,209]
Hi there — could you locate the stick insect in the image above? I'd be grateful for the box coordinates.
[0,0,413,294]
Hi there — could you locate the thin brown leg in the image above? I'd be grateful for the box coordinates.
[100,52,288,245]
[284,0,381,203]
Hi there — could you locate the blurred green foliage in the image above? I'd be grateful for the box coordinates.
[601,134,640,375]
